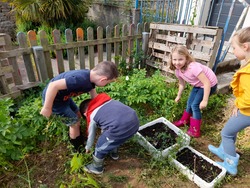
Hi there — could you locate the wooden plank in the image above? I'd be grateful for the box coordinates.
[97,27,103,63]
[39,30,53,78]
[0,64,13,75]
[142,30,150,69]
[32,46,49,82]
[2,34,23,85]
[191,38,215,48]
[148,41,171,52]
[0,48,32,58]
[0,75,10,94]
[0,90,21,99]
[155,34,187,44]
[122,24,128,62]
[136,23,143,68]
[151,51,166,60]
[27,30,38,46]
[87,27,95,69]
[114,25,120,66]
[190,50,211,62]
[76,28,85,69]
[150,23,219,36]
[208,28,223,68]
[53,29,65,73]
[128,24,135,67]
[65,29,75,70]
[106,26,112,62]
[17,32,36,82]
[16,81,41,90]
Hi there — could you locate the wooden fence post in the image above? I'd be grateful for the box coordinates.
[39,30,53,79]
[87,27,94,69]
[122,24,128,62]
[17,32,36,83]
[1,34,23,85]
[114,25,120,66]
[141,31,149,68]
[32,46,49,82]
[128,24,135,67]
[97,27,103,63]
[65,29,75,70]
[137,23,143,68]
[106,26,112,62]
[76,28,86,69]
[53,29,65,73]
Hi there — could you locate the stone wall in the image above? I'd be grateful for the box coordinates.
[87,3,132,28]
[0,2,16,40]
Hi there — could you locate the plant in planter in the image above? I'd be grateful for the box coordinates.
[135,117,190,159]
[168,146,227,188]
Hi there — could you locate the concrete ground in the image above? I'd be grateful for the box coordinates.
[215,52,240,94]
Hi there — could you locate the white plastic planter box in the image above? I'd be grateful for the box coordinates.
[169,146,227,188]
[135,117,190,159]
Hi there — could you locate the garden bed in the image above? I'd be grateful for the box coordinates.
[135,117,190,159]
[169,146,227,188]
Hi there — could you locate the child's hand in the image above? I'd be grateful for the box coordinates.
[85,149,91,153]
[40,107,52,118]
[175,96,181,103]
[199,100,208,110]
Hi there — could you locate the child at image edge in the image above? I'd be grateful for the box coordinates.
[79,93,140,175]
[40,61,119,151]
[170,45,218,138]
[208,26,250,176]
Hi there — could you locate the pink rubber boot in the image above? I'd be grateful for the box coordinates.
[187,117,201,138]
[173,110,192,127]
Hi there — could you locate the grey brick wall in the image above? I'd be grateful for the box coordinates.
[0,2,16,40]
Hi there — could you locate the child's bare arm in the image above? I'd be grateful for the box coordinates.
[197,72,211,109]
[89,89,97,98]
[175,78,185,102]
[40,79,67,117]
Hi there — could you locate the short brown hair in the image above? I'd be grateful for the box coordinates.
[92,61,119,80]
[79,99,91,117]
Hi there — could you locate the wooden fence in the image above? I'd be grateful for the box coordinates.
[0,23,150,99]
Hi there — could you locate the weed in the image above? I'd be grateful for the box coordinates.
[108,174,128,183]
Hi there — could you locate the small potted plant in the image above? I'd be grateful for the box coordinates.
[168,146,227,188]
[135,117,190,159]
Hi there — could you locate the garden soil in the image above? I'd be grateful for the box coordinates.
[2,97,250,188]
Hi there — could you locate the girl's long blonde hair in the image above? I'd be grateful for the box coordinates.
[169,45,195,71]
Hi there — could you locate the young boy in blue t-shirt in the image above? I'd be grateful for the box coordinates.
[40,61,118,151]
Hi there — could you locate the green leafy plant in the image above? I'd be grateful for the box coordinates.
[97,68,184,125]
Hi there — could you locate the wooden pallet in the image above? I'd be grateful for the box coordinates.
[146,23,223,73]
[0,59,21,99]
